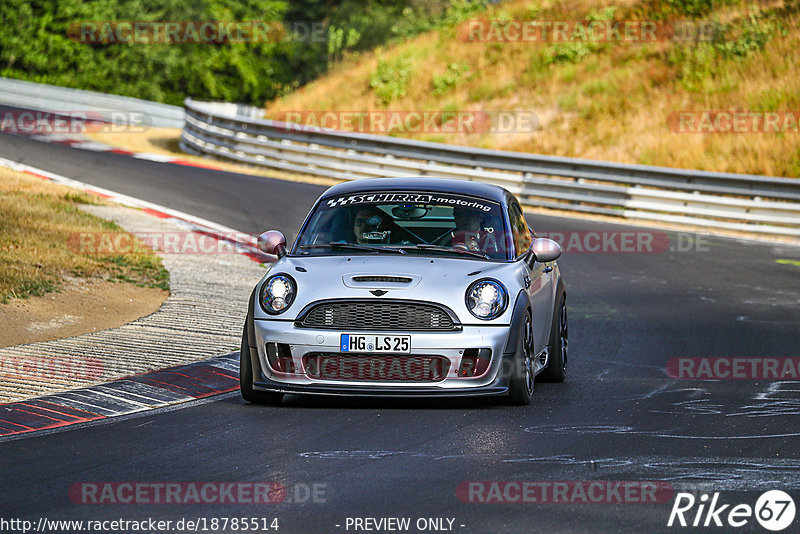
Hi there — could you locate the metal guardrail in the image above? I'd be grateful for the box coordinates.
[178,98,796,238]
[0,77,184,128]
[7,77,794,237]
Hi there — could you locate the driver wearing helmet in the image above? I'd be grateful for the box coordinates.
[353,206,391,244]
[451,206,493,252]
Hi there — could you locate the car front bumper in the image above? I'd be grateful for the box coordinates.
[248,318,515,397]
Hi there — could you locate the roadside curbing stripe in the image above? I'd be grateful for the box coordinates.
[28,132,225,169]
[0,353,239,439]
[0,156,265,437]
[0,402,104,434]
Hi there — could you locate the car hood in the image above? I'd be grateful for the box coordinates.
[253,254,522,324]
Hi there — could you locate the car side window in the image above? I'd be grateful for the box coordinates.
[508,202,532,258]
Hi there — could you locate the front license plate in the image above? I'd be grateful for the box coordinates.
[340,334,411,353]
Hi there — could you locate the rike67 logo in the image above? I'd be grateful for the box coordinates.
[668,490,796,531]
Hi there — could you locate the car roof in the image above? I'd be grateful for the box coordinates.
[320,177,511,204]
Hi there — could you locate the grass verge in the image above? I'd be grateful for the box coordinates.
[0,166,169,303]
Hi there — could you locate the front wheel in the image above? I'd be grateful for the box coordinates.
[538,292,567,383]
[507,311,534,405]
[240,323,283,404]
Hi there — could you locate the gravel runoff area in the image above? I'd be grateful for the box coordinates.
[0,203,265,403]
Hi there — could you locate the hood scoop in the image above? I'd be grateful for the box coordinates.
[343,273,421,289]
[352,275,412,284]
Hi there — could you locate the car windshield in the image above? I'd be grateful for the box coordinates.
[293,191,512,261]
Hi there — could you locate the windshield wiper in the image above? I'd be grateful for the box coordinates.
[395,244,491,260]
[298,242,407,254]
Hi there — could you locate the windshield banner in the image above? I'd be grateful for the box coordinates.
[325,192,493,212]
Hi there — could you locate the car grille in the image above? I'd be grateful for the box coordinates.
[298,300,457,331]
[303,353,449,382]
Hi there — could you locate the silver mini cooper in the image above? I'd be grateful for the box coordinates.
[240,178,567,405]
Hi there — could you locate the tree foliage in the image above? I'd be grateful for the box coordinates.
[0,0,484,105]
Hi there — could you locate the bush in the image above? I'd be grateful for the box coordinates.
[669,12,776,89]
[370,56,413,104]
[431,62,470,95]
[651,0,741,18]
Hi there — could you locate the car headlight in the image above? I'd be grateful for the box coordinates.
[260,274,296,314]
[465,279,508,320]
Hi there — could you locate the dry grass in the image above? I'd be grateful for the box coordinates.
[0,167,169,303]
[87,127,185,157]
[265,0,800,177]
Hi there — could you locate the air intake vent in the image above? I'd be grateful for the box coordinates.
[352,276,412,284]
[303,354,449,381]
[298,300,458,331]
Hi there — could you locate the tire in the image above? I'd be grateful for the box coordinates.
[240,323,283,404]
[507,310,534,405]
[538,291,567,383]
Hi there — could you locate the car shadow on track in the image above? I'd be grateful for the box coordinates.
[227,393,515,410]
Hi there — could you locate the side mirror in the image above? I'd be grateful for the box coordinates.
[257,230,287,258]
[530,237,562,263]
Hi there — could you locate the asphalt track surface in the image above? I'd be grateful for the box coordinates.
[2,132,800,533]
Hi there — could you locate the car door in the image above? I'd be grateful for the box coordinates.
[508,201,554,355]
